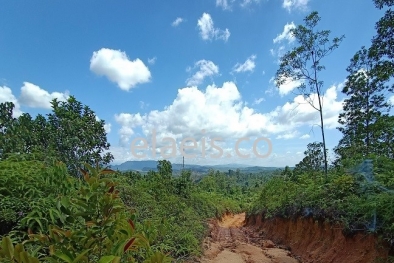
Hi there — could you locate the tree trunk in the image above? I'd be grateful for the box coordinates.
[313,54,328,181]
[319,107,328,180]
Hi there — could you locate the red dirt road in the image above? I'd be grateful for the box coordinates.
[198,213,301,263]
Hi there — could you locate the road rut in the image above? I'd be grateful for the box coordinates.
[198,213,301,263]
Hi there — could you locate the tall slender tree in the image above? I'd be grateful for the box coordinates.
[275,11,344,179]
[334,47,392,166]
[334,0,394,166]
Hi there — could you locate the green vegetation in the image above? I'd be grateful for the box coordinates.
[0,97,113,177]
[0,155,173,262]
[248,0,394,253]
[0,98,265,262]
[1,0,394,261]
[114,164,254,259]
[248,157,394,237]
[0,153,264,261]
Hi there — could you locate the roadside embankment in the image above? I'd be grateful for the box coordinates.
[245,213,392,263]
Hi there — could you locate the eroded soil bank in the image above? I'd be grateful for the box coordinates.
[245,213,393,263]
[195,213,301,263]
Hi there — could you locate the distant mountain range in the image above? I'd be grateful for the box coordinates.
[110,160,282,174]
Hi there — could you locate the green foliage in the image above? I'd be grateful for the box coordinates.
[334,46,393,166]
[0,102,18,157]
[157,160,172,180]
[0,96,113,177]
[374,0,394,8]
[0,154,78,236]
[173,170,193,198]
[2,157,255,261]
[293,142,326,179]
[0,236,40,263]
[249,158,394,243]
[0,161,172,263]
[331,0,394,169]
[254,7,394,250]
[46,96,113,177]
[114,161,253,260]
[371,0,394,73]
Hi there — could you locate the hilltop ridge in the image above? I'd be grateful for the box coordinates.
[110,160,284,174]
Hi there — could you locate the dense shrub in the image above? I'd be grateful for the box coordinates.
[0,157,172,262]
[248,160,394,243]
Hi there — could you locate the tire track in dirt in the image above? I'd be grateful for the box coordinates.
[197,213,301,263]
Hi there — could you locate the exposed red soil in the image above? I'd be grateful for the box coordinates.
[245,213,393,263]
[193,213,301,263]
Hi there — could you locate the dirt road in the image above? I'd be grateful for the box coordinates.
[198,213,301,263]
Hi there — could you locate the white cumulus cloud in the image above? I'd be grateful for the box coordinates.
[270,83,344,130]
[232,55,256,73]
[19,82,69,109]
[112,81,344,166]
[186,60,219,86]
[114,113,146,145]
[114,82,343,149]
[0,82,71,116]
[197,13,230,42]
[270,23,295,66]
[282,0,309,12]
[115,82,278,148]
[90,48,151,91]
[104,123,112,133]
[273,22,296,44]
[270,75,302,96]
[0,86,22,117]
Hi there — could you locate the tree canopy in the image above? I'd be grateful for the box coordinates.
[0,96,113,177]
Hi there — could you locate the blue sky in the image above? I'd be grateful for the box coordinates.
[0,0,391,166]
